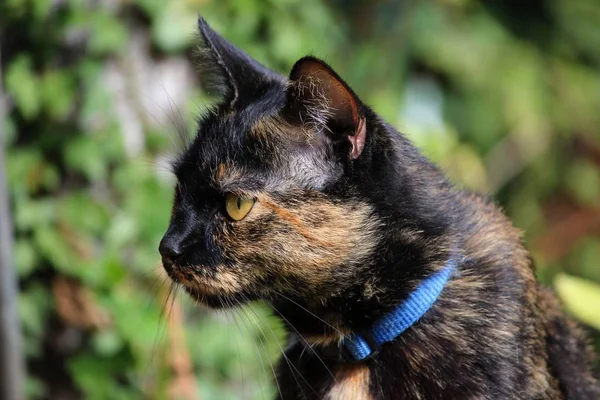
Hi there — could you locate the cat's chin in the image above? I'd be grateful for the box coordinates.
[181,285,254,309]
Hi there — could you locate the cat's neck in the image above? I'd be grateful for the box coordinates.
[273,171,526,361]
[270,246,463,347]
[271,117,467,346]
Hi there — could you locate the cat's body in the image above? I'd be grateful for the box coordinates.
[159,18,599,399]
[276,185,598,399]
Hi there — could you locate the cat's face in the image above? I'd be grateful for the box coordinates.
[159,19,379,308]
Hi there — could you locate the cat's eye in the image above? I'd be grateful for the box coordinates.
[224,193,255,221]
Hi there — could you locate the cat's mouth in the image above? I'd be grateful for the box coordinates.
[162,258,254,308]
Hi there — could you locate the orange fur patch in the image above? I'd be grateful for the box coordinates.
[326,364,372,400]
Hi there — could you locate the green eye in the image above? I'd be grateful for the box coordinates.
[225,193,255,221]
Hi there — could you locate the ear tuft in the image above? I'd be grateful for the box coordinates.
[287,57,366,158]
[196,17,237,105]
[196,17,284,110]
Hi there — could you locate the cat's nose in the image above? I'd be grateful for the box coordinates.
[159,235,184,262]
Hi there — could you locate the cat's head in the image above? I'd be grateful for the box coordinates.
[159,18,451,311]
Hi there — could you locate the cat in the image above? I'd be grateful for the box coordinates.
[158,17,600,399]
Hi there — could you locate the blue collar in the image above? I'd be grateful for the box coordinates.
[342,258,457,361]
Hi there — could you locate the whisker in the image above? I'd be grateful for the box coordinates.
[137,93,183,151]
[226,298,272,400]
[145,273,170,311]
[160,83,191,148]
[236,303,284,399]
[270,288,344,335]
[230,313,246,399]
[270,302,338,383]
[242,300,317,399]
[133,156,174,173]
[231,302,270,400]
[145,281,176,378]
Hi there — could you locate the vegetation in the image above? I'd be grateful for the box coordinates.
[2,0,599,398]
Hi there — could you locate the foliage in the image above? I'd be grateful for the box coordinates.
[2,0,599,399]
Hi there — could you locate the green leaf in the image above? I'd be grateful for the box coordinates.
[105,213,138,248]
[152,2,196,52]
[102,285,163,352]
[4,0,28,16]
[68,352,137,400]
[64,135,108,181]
[33,225,77,275]
[6,148,60,193]
[86,12,128,55]
[5,55,41,120]
[6,148,42,192]
[14,198,55,230]
[2,115,17,146]
[41,69,76,119]
[58,191,111,235]
[25,376,47,399]
[565,159,600,206]
[31,0,52,20]
[15,238,38,277]
[134,0,165,20]
[92,330,124,357]
[555,273,600,331]
[18,284,53,357]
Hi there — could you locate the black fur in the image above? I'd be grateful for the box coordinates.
[159,17,600,399]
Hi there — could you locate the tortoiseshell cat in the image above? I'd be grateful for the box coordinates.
[159,18,600,399]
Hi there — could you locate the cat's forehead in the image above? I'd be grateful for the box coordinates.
[177,111,340,193]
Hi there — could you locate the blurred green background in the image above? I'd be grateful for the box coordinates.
[1,0,599,399]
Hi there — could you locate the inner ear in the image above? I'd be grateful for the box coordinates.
[290,57,360,127]
[288,57,366,159]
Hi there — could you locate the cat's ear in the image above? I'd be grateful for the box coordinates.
[196,17,283,109]
[286,57,366,159]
